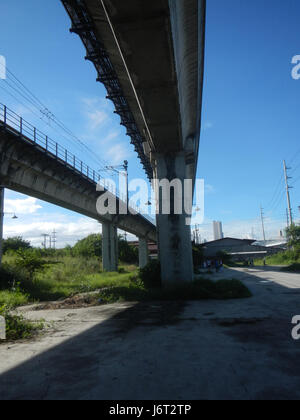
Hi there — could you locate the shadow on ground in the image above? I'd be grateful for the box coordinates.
[0,268,300,400]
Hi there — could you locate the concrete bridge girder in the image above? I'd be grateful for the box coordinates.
[0,130,157,270]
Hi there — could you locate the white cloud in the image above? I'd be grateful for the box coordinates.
[81,97,111,131]
[3,212,139,247]
[82,97,98,108]
[105,143,133,165]
[87,109,109,130]
[3,216,102,247]
[79,97,133,165]
[101,130,120,145]
[205,184,215,194]
[4,197,42,215]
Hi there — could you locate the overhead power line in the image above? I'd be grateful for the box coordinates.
[265,174,285,212]
[283,160,293,226]
[0,62,113,175]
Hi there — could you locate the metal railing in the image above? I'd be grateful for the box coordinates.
[0,103,156,226]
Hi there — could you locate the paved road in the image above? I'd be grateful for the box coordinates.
[0,267,300,400]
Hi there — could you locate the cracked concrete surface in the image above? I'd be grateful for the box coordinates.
[0,267,300,400]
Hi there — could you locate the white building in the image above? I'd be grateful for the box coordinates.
[213,221,224,241]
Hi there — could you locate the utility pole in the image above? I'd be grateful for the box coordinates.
[104,160,129,213]
[286,208,290,230]
[52,230,57,250]
[195,224,200,245]
[260,205,266,242]
[283,160,293,226]
[41,234,49,249]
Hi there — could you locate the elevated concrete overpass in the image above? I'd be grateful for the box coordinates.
[62,0,206,284]
[0,104,156,271]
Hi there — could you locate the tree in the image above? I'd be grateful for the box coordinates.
[72,234,138,263]
[15,250,49,282]
[286,224,300,249]
[73,234,102,258]
[119,239,138,264]
[216,250,232,265]
[192,244,204,267]
[3,237,31,254]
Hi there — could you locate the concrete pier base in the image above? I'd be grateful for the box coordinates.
[102,222,118,272]
[154,152,194,286]
[139,238,149,269]
[0,188,4,266]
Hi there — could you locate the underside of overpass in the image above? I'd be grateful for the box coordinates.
[61,0,206,284]
[0,121,156,271]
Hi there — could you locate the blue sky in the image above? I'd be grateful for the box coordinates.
[1,0,300,245]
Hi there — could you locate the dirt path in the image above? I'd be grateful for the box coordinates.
[0,267,300,400]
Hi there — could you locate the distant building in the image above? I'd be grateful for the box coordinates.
[213,221,224,241]
[129,241,158,259]
[201,237,283,261]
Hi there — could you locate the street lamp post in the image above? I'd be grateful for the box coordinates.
[102,160,129,213]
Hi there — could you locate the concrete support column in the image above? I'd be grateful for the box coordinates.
[139,238,149,269]
[110,224,118,272]
[154,152,194,286]
[102,222,118,272]
[0,188,4,266]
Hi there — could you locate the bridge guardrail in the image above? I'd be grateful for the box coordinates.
[0,103,156,227]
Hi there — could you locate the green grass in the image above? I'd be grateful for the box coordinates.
[0,255,251,310]
[0,290,29,308]
[24,270,138,302]
[255,249,300,267]
[1,254,138,304]
[0,305,44,341]
[98,278,252,304]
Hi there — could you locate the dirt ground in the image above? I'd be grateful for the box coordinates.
[0,266,300,400]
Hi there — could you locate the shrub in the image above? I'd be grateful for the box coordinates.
[15,250,50,282]
[286,224,300,249]
[213,279,252,299]
[193,245,204,267]
[0,264,24,290]
[0,305,43,341]
[0,265,16,290]
[119,239,138,264]
[2,237,31,254]
[0,290,29,308]
[139,260,161,289]
[73,234,102,258]
[216,251,232,265]
[98,277,252,303]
